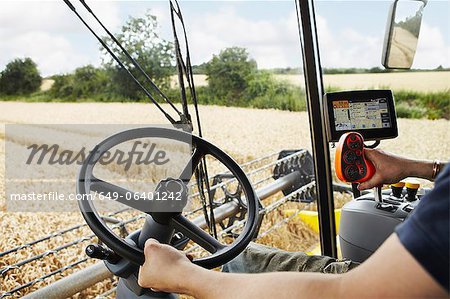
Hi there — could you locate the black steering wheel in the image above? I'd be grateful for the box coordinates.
[77,127,259,269]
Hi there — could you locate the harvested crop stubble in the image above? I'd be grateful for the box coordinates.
[0,102,449,298]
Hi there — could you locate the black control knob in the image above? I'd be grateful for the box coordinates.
[405,181,420,202]
[86,244,120,264]
[390,182,405,199]
[344,150,357,164]
[349,140,361,150]
[345,165,359,181]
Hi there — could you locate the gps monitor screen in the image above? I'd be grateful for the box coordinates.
[324,90,398,142]
[332,98,392,131]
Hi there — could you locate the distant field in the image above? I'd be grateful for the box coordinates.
[170,71,450,92]
[308,71,449,92]
[42,71,449,93]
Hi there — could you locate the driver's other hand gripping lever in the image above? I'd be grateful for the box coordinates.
[86,243,121,264]
[335,132,380,201]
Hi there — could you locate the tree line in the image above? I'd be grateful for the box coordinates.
[0,10,306,112]
[0,11,447,119]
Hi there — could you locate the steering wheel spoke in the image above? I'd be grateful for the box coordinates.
[90,177,147,213]
[171,214,226,253]
[179,148,204,183]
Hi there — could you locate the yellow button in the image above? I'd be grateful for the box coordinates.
[405,180,420,190]
[391,182,405,188]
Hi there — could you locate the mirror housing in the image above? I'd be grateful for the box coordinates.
[382,0,427,69]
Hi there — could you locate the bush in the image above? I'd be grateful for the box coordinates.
[0,58,42,95]
[185,69,306,112]
[395,89,450,120]
[245,71,276,99]
[49,65,111,101]
[205,47,257,105]
[395,102,426,119]
[416,91,450,120]
[250,91,306,112]
[49,75,74,99]
[246,71,306,111]
[72,65,110,98]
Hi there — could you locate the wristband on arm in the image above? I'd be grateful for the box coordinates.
[431,160,442,180]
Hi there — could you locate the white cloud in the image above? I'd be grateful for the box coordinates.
[414,22,450,68]
[0,1,447,77]
[183,6,448,70]
[185,6,301,69]
[0,0,121,76]
[316,15,384,68]
[0,1,121,35]
[0,1,78,37]
[315,15,449,69]
[0,31,92,76]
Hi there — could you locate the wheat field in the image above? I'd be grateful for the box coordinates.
[171,71,450,92]
[0,102,449,298]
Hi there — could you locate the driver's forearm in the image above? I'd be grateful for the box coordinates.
[406,159,434,180]
[405,159,446,181]
[186,268,343,299]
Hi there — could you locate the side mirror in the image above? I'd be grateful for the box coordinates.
[382,0,427,69]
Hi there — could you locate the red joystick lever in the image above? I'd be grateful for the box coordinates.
[335,132,375,183]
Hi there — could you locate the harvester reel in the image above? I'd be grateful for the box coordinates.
[273,150,315,202]
[77,127,259,269]
[208,174,246,232]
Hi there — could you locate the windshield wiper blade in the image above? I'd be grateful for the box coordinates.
[170,0,204,135]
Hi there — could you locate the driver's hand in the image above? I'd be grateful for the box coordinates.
[358,148,409,190]
[138,239,195,294]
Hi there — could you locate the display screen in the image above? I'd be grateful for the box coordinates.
[332,98,391,131]
[324,90,398,142]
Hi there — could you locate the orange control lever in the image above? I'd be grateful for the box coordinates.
[335,132,376,183]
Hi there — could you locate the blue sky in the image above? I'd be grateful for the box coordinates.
[0,0,448,76]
